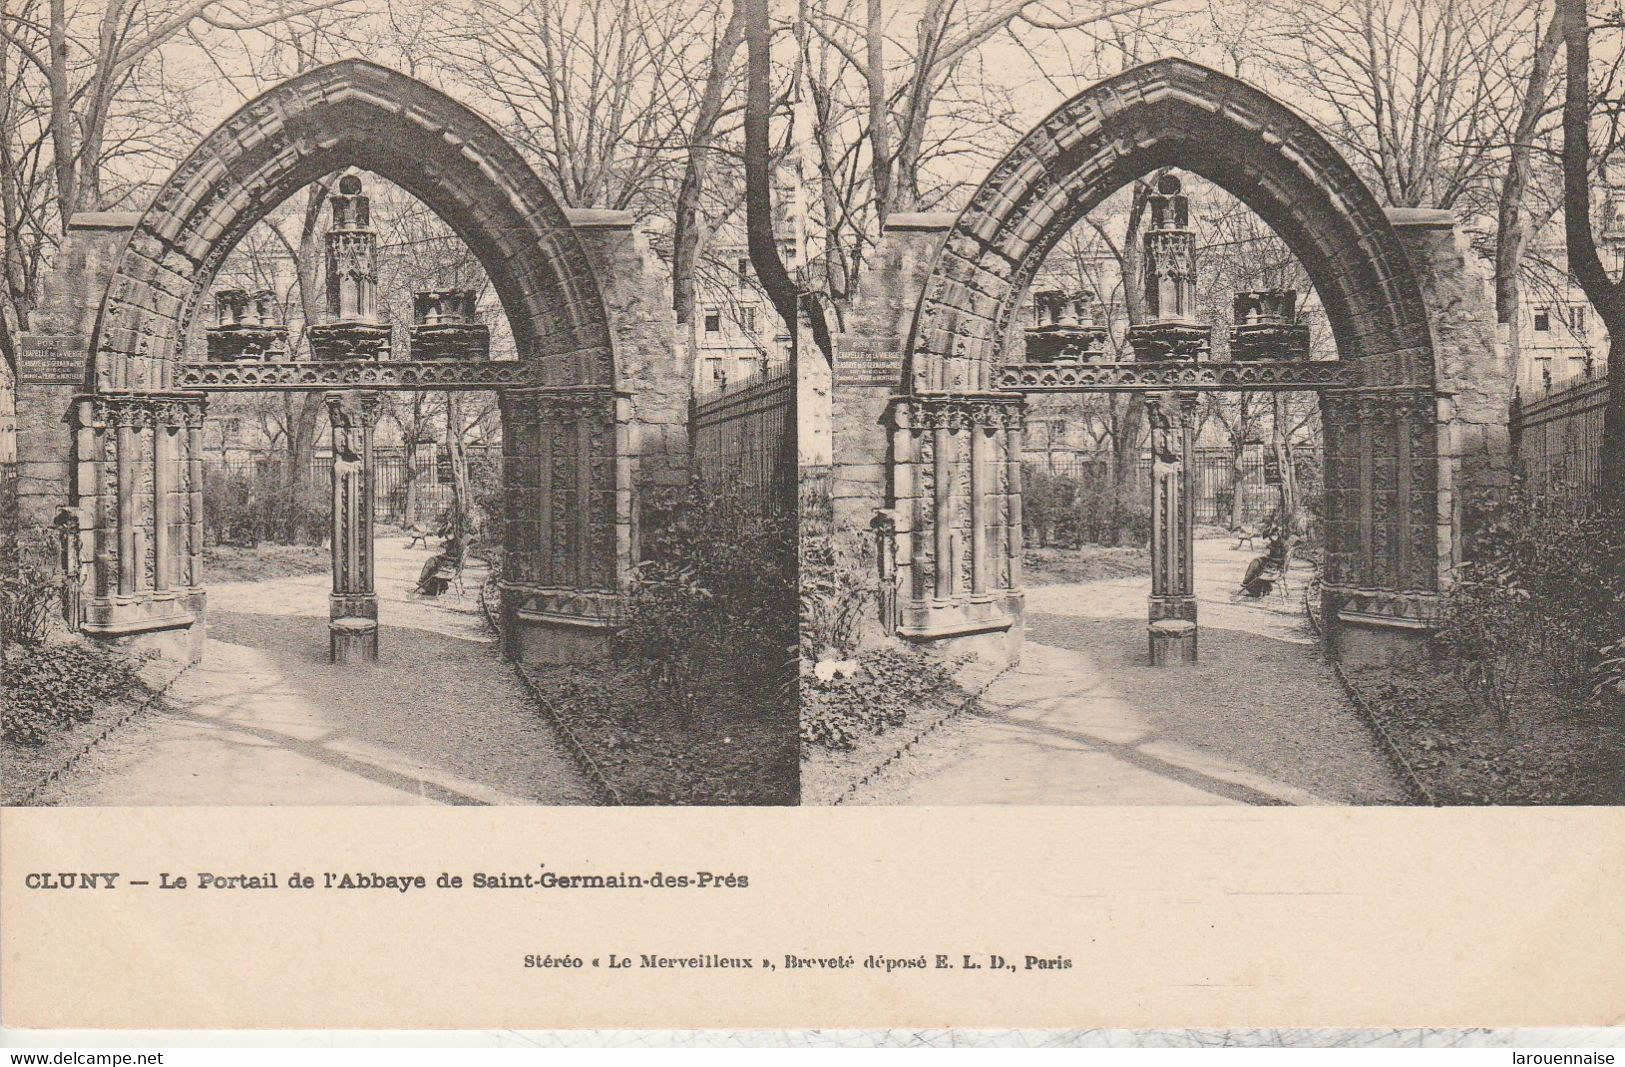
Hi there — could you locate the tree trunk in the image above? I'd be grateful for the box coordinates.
[278,179,334,534]
[672,4,745,324]
[744,0,831,366]
[446,393,470,540]
[1227,429,1247,531]
[865,0,892,227]
[48,0,75,227]
[1559,0,1625,512]
[0,33,24,377]
[1270,393,1298,532]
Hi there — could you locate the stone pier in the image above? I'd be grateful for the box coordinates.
[1145,392,1199,665]
[326,391,380,663]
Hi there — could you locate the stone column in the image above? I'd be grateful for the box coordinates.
[1003,412,1023,592]
[74,392,208,663]
[1146,392,1197,665]
[890,393,1025,659]
[326,390,380,664]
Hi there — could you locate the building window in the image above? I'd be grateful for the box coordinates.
[742,307,757,334]
[737,257,750,285]
[1533,310,1550,332]
[1048,420,1066,439]
[704,309,721,334]
[705,358,724,382]
[221,417,241,437]
[1569,305,1586,332]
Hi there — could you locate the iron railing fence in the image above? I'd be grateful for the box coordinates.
[1026,449,1305,527]
[202,444,499,530]
[1511,377,1605,504]
[690,364,795,518]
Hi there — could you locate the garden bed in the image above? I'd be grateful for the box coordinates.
[1342,662,1625,805]
[1023,544,1150,586]
[204,543,328,583]
[517,663,797,805]
[799,645,987,805]
[2,644,182,806]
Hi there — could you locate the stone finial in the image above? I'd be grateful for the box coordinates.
[206,287,288,362]
[1230,288,1309,361]
[409,288,490,361]
[214,289,250,327]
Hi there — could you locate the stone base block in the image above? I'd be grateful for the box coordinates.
[81,591,207,665]
[1148,619,1197,666]
[1148,594,1197,623]
[1325,615,1429,670]
[503,612,613,665]
[896,594,1026,667]
[329,616,378,664]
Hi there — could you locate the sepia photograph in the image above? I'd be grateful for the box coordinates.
[2,0,800,808]
[797,0,1625,810]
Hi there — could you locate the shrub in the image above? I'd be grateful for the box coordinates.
[1,532,63,650]
[614,560,713,718]
[799,526,873,660]
[800,647,960,750]
[1022,465,1149,548]
[3,641,150,746]
[1434,560,1538,730]
[204,465,327,547]
[616,475,797,716]
[468,450,504,557]
[1437,480,1625,723]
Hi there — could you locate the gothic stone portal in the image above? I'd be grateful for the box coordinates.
[20,61,688,667]
[833,59,1510,667]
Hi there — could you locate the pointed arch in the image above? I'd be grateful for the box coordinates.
[904,58,1434,394]
[90,59,612,391]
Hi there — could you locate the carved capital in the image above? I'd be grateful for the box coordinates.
[903,393,1026,433]
[324,389,383,430]
[80,392,208,432]
[503,386,617,420]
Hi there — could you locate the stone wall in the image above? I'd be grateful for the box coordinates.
[829,213,954,533]
[13,214,138,538]
[1386,209,1515,573]
[564,209,690,563]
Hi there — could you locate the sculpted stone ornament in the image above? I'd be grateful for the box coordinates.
[326,390,381,664]
[309,175,391,362]
[1231,289,1311,361]
[1129,176,1211,363]
[205,288,288,362]
[1145,392,1199,665]
[409,290,490,361]
[1024,289,1106,364]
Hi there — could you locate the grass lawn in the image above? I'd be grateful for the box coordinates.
[1023,544,1150,586]
[204,543,328,582]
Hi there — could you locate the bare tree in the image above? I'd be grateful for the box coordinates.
[1560,0,1625,508]
[744,0,830,363]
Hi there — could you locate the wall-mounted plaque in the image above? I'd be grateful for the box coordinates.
[18,333,87,386]
[833,333,902,387]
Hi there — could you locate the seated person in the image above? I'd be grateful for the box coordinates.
[415,534,464,597]
[1240,526,1291,599]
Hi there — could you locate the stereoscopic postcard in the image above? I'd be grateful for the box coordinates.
[2,0,1623,1043]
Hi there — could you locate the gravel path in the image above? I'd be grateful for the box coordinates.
[36,537,594,806]
[848,537,1406,806]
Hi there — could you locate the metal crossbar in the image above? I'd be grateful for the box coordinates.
[177,359,542,391]
[992,359,1354,393]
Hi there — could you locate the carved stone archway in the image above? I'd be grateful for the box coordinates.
[48,60,682,663]
[836,59,1508,663]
